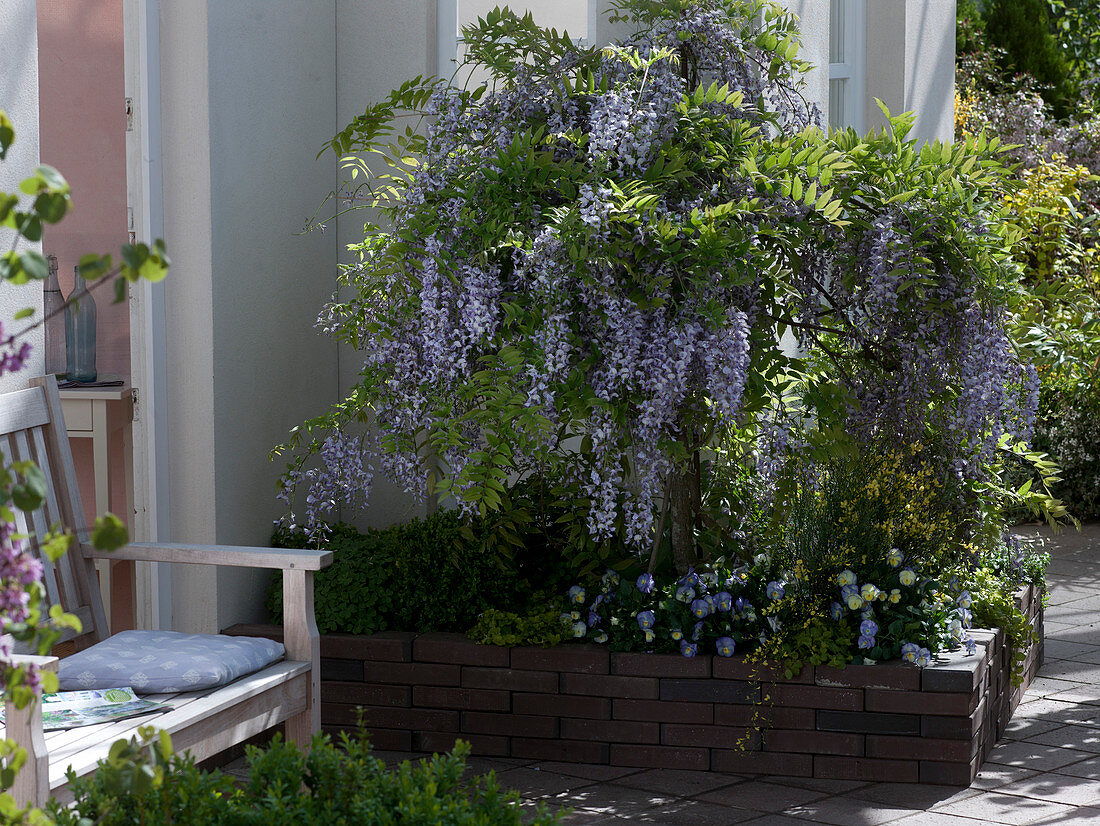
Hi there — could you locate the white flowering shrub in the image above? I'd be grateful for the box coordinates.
[280,0,1046,571]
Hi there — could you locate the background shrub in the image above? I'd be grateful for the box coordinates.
[268,513,520,635]
[267,498,584,635]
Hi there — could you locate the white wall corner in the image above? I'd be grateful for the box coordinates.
[0,0,45,392]
[776,0,830,130]
[904,0,956,144]
[863,0,907,134]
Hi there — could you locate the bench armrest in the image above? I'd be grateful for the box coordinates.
[7,654,59,672]
[83,542,332,571]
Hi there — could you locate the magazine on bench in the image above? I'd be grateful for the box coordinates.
[1,687,170,731]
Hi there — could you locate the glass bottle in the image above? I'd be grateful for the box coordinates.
[64,267,97,383]
[43,255,66,376]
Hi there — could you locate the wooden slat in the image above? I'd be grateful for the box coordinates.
[31,377,108,643]
[4,431,62,610]
[29,426,84,612]
[13,430,63,610]
[0,387,50,436]
[85,543,333,571]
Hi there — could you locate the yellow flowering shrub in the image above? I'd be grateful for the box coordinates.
[1003,154,1096,283]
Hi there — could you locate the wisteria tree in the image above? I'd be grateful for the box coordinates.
[279,0,1043,572]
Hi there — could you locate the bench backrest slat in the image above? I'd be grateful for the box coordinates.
[0,380,108,647]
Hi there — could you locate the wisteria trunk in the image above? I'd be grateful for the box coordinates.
[669,456,701,574]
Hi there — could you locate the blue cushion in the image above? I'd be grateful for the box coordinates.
[59,630,285,694]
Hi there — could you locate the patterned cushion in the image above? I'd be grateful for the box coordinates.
[58,630,285,694]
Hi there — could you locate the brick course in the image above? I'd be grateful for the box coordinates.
[225,582,1042,785]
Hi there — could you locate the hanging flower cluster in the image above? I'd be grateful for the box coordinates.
[280,0,1035,553]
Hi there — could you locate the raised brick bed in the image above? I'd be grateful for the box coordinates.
[226,582,1042,785]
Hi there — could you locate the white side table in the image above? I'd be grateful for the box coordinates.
[59,384,135,631]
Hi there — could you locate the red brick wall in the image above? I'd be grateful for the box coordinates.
[227,583,1043,786]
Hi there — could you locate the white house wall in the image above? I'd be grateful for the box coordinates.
[902,0,956,143]
[334,0,436,530]
[159,1,339,632]
[781,0,955,143]
[0,0,44,392]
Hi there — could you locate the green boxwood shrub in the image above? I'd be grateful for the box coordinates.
[267,513,526,635]
[51,732,559,826]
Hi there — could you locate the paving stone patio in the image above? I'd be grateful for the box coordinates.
[361,524,1100,824]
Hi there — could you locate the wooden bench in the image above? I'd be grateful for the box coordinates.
[0,376,332,807]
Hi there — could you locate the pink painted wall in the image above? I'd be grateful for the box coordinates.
[37,0,130,529]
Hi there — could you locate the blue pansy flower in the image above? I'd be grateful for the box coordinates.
[716,591,733,612]
[587,610,601,628]
[715,637,736,657]
[674,584,696,603]
[766,581,785,601]
[593,630,608,644]
[692,621,705,642]
[898,568,917,587]
[734,596,746,613]
[857,634,875,649]
[571,622,587,638]
[691,598,711,619]
[670,628,683,641]
[830,601,845,621]
[963,637,976,656]
[901,642,920,663]
[957,590,972,609]
[840,584,859,600]
[887,548,904,568]
[860,619,879,637]
[643,628,656,643]
[568,585,586,605]
[680,640,698,658]
[636,610,656,630]
[767,615,782,633]
[636,573,655,594]
[915,648,932,667]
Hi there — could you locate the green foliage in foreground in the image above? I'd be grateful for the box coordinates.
[51,730,559,826]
